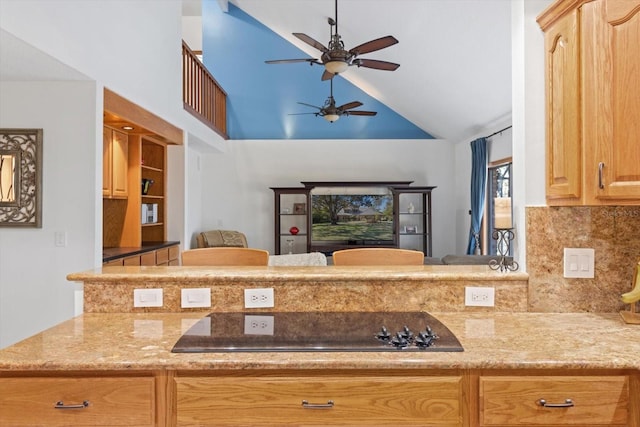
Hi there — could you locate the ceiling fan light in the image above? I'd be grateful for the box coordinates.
[324,114,340,123]
[325,60,348,74]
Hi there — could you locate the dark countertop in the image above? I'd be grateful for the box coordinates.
[102,241,180,262]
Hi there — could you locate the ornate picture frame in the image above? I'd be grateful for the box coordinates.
[0,129,43,227]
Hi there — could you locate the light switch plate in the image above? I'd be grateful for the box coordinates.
[563,248,595,278]
[133,288,163,307]
[181,288,211,308]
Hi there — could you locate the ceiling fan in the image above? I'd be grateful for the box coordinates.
[265,0,399,81]
[291,79,377,122]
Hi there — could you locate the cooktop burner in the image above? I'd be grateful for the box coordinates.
[172,312,463,353]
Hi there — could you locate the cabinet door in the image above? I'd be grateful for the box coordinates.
[110,129,129,198]
[583,0,640,204]
[102,127,112,197]
[544,8,582,204]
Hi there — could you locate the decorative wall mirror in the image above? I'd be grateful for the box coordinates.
[0,129,43,227]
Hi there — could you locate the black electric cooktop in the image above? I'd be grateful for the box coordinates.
[172,312,463,353]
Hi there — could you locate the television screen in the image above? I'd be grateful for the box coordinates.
[311,193,394,244]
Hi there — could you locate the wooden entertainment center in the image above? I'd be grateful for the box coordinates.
[271,181,435,256]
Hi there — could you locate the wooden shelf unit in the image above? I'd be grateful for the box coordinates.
[272,182,435,256]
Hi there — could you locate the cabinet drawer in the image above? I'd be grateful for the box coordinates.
[123,255,141,266]
[168,244,180,261]
[480,376,628,426]
[176,375,462,426]
[0,376,155,426]
[140,251,156,266]
[155,248,169,264]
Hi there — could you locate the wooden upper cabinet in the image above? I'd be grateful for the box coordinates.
[539,0,640,206]
[102,127,112,197]
[582,0,640,204]
[103,126,129,199]
[544,8,581,204]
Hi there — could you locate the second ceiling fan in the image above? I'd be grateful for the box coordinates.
[291,78,377,122]
[265,0,400,80]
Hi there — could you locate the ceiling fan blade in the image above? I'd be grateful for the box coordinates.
[289,112,320,116]
[265,58,321,65]
[321,69,334,81]
[354,58,400,71]
[293,33,328,52]
[349,35,398,56]
[345,111,377,116]
[297,102,323,110]
[337,101,363,111]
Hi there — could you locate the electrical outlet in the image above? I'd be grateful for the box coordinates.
[465,286,495,307]
[133,288,163,308]
[563,248,595,278]
[244,315,274,335]
[181,288,211,308]
[244,288,275,308]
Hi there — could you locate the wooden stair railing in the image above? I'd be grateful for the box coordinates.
[182,41,228,139]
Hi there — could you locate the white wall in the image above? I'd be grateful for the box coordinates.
[0,81,97,348]
[196,139,458,258]
[0,0,225,152]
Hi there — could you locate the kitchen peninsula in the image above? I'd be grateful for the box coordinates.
[0,265,638,426]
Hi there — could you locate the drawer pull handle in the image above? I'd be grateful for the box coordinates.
[537,398,574,408]
[598,162,605,189]
[301,400,334,409]
[54,400,90,409]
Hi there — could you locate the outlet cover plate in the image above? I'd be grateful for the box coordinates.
[244,288,275,308]
[464,286,495,307]
[244,315,275,335]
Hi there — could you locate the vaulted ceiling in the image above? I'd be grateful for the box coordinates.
[190,0,513,142]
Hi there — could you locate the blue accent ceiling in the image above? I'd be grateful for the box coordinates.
[202,1,433,140]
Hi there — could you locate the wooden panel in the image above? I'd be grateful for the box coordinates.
[544,8,582,204]
[104,88,183,145]
[120,135,142,247]
[102,127,111,197]
[176,375,463,426]
[582,0,640,203]
[123,255,141,266]
[140,252,156,266]
[110,129,128,198]
[103,258,123,267]
[0,377,155,426]
[155,248,169,265]
[480,376,628,425]
[168,244,180,261]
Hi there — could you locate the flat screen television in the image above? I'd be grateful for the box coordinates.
[310,189,394,247]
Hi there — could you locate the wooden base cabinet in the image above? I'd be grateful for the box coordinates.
[479,376,629,426]
[0,375,157,426]
[175,371,465,426]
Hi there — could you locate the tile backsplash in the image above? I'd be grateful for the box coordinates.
[526,206,640,312]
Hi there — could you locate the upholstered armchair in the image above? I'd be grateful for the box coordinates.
[196,230,248,248]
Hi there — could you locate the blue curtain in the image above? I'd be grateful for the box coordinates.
[467,137,487,255]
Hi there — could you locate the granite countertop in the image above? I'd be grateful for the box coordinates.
[1,312,639,372]
[69,264,529,283]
